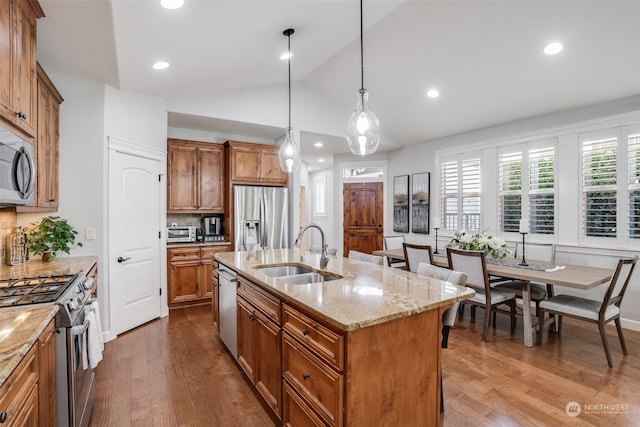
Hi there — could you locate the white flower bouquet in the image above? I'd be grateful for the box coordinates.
[446,230,510,259]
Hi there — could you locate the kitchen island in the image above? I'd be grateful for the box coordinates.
[215,249,474,426]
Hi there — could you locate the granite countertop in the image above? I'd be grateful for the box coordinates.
[215,249,475,332]
[0,255,98,280]
[0,305,58,388]
[0,255,99,388]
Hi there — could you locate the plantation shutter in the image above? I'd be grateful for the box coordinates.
[628,133,640,239]
[313,175,326,217]
[529,147,555,234]
[582,137,617,238]
[498,151,522,233]
[440,160,458,230]
[461,158,481,232]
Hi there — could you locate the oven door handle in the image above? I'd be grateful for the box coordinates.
[71,319,90,336]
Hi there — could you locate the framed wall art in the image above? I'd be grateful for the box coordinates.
[393,175,409,233]
[411,172,430,234]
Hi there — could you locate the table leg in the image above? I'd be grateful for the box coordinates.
[521,280,534,347]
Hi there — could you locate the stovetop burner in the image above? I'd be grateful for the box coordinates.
[0,274,78,307]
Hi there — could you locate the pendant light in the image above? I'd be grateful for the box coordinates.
[346,0,380,156]
[278,28,301,173]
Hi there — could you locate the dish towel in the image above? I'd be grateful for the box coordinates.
[85,301,104,369]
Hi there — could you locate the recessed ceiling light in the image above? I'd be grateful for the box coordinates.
[426,89,439,99]
[318,158,325,163]
[544,42,563,55]
[314,142,323,148]
[160,0,184,9]
[280,52,292,60]
[152,61,170,70]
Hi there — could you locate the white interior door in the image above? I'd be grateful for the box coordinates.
[109,147,162,336]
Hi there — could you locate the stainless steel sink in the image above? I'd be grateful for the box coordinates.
[253,263,342,284]
[254,264,315,277]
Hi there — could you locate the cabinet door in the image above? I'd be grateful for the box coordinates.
[38,320,55,426]
[200,251,214,300]
[283,382,325,427]
[13,0,37,136]
[0,0,13,120]
[167,143,198,211]
[259,146,288,185]
[236,296,256,382]
[198,145,224,211]
[11,383,39,427]
[230,145,260,183]
[167,260,201,306]
[254,310,281,418]
[211,259,219,331]
[35,72,59,208]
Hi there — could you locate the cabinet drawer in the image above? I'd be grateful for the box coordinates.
[282,334,343,427]
[283,381,325,427]
[237,276,281,324]
[283,304,344,371]
[0,342,39,424]
[167,247,200,261]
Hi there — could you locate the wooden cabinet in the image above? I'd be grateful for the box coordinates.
[167,245,230,308]
[0,0,43,138]
[0,330,40,427]
[32,63,62,210]
[236,276,282,419]
[225,141,288,186]
[211,257,220,331]
[37,320,55,426]
[167,139,224,213]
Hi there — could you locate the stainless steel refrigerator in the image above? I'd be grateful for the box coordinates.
[233,185,288,251]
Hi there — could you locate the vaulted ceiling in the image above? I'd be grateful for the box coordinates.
[36,1,640,168]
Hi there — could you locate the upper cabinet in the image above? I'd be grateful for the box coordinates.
[33,63,62,209]
[0,0,44,138]
[225,141,288,186]
[167,139,224,213]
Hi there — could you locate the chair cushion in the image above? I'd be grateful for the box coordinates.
[470,289,515,305]
[442,302,460,327]
[539,295,619,321]
[492,280,547,301]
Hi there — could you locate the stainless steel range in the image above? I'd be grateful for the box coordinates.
[0,272,96,427]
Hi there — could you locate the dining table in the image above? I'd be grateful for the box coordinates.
[372,248,614,347]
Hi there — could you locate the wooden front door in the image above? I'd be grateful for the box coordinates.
[343,182,384,256]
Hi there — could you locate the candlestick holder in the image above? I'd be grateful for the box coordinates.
[519,232,528,266]
[433,227,440,254]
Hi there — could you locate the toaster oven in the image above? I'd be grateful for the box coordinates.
[167,226,197,243]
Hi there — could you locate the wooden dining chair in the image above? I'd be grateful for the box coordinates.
[347,250,384,265]
[403,243,434,273]
[383,235,406,268]
[447,248,517,341]
[415,262,467,413]
[538,256,638,368]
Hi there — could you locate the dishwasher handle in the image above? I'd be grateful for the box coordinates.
[217,266,237,283]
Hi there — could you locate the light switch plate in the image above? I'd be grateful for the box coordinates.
[85,227,96,240]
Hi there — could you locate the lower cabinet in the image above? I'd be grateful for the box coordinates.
[167,245,230,308]
[0,318,56,427]
[236,277,282,419]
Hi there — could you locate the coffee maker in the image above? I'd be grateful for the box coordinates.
[202,216,224,242]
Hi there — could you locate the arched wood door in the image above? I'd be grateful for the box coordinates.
[343,182,384,256]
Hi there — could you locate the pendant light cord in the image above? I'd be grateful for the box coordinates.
[359,0,364,91]
[287,31,292,128]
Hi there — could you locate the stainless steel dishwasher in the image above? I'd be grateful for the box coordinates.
[217,264,238,359]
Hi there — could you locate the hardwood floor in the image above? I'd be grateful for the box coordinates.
[89,305,640,426]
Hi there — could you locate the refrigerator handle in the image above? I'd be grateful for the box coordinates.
[260,191,268,249]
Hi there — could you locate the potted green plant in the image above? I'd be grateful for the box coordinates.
[24,216,83,262]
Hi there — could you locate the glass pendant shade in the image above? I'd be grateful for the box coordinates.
[278,127,300,173]
[347,89,380,156]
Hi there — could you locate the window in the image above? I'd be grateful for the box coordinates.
[628,132,640,239]
[498,143,556,235]
[313,174,327,218]
[440,156,481,232]
[581,135,617,238]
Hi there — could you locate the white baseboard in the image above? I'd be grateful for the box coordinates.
[621,318,640,332]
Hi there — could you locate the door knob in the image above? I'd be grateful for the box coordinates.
[117,256,131,263]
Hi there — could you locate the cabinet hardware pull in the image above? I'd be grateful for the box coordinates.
[302,329,309,336]
[302,374,310,380]
[0,411,7,423]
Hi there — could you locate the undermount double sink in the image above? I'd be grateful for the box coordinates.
[253,263,342,285]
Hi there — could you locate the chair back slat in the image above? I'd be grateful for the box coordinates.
[384,235,405,250]
[514,242,556,262]
[601,256,638,312]
[403,243,434,272]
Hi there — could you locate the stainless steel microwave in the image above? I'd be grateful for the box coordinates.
[167,226,197,243]
[0,124,35,206]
